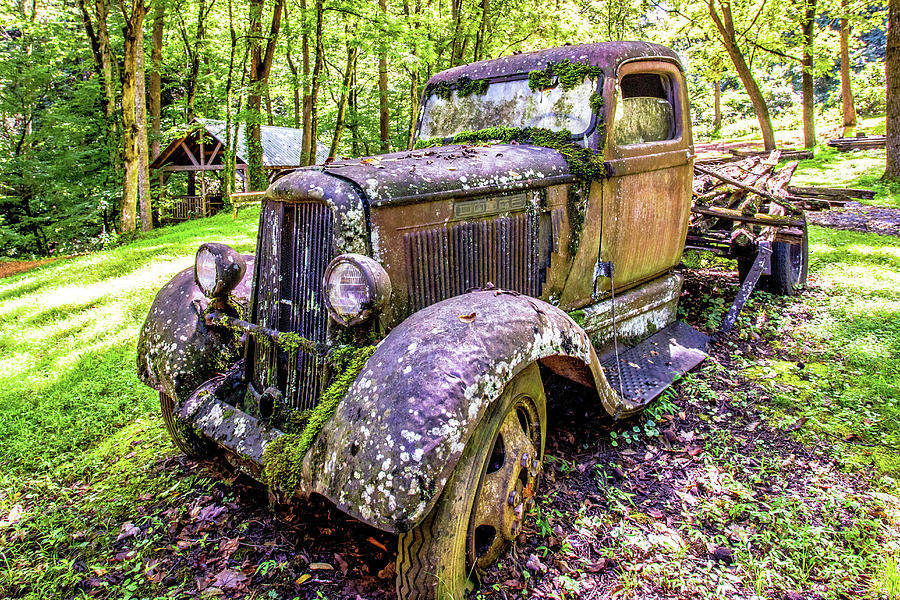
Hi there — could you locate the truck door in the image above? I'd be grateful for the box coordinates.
[595,59,693,295]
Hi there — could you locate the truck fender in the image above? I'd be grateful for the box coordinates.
[303,290,620,533]
[137,256,255,403]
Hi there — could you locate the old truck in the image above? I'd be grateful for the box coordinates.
[137,41,806,599]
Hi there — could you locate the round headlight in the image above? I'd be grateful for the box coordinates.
[194,243,247,298]
[324,254,391,326]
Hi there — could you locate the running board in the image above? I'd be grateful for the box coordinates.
[600,321,709,414]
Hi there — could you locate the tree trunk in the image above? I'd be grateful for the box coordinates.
[840,0,857,136]
[473,0,489,62]
[300,0,313,165]
[708,0,777,151]
[405,0,421,149]
[713,79,722,131]
[224,0,238,203]
[329,37,358,160]
[136,22,152,230]
[307,0,324,164]
[348,63,363,156]
[885,0,900,180]
[77,0,120,170]
[149,0,164,160]
[247,0,285,189]
[378,0,390,153]
[284,5,301,129]
[119,0,147,232]
[801,0,816,148]
[450,0,464,66]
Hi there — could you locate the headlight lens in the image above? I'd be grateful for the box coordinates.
[324,254,391,326]
[194,243,247,298]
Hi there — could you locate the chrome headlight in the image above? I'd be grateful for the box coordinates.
[194,243,247,298]
[323,254,391,326]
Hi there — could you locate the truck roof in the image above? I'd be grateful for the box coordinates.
[425,41,682,87]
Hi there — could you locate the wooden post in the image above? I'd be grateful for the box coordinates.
[200,139,206,216]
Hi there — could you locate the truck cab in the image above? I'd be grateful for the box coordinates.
[137,41,707,600]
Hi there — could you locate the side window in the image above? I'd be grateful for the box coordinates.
[614,73,677,146]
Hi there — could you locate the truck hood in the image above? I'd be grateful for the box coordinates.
[320,143,575,206]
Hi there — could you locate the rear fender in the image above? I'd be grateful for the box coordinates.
[137,256,254,402]
[303,290,620,532]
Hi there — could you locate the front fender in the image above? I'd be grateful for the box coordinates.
[136,256,254,402]
[303,290,620,533]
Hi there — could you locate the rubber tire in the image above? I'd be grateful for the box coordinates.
[395,363,547,600]
[160,391,214,457]
[737,225,808,297]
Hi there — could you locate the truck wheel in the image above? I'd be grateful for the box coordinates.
[736,225,808,297]
[395,363,546,600]
[160,392,214,457]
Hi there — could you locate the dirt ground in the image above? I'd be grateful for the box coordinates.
[70,265,866,600]
[0,257,67,279]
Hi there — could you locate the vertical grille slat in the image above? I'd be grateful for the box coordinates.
[252,201,333,414]
[404,206,547,312]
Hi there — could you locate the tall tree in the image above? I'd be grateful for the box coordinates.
[149,0,165,160]
[303,0,324,165]
[175,0,216,120]
[119,0,149,232]
[329,24,359,160]
[839,0,857,136]
[886,0,899,180]
[378,0,390,153]
[246,0,285,188]
[800,0,816,148]
[136,21,152,230]
[77,0,120,170]
[706,0,777,150]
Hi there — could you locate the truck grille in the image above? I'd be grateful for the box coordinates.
[251,200,333,412]
[404,211,548,311]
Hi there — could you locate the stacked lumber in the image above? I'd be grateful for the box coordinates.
[827,135,886,152]
[729,148,814,161]
[786,185,875,208]
[689,151,805,249]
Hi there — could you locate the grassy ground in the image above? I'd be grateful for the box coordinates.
[1,151,900,599]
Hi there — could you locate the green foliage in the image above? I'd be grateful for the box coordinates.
[455,76,489,97]
[528,59,603,92]
[589,91,604,116]
[417,126,606,182]
[262,344,376,492]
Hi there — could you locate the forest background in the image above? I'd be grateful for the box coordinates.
[0,0,890,257]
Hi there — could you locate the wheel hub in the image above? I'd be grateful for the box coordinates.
[468,396,541,571]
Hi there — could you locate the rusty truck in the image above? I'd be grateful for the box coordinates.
[138,41,807,599]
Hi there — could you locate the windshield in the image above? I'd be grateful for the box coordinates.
[417,76,599,140]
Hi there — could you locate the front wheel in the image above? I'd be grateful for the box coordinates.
[159,392,214,457]
[396,363,547,600]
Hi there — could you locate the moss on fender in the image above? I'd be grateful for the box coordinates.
[263,344,377,492]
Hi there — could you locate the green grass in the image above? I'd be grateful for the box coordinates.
[0,208,259,482]
[790,146,900,208]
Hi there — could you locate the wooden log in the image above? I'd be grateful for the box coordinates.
[694,164,804,216]
[787,185,875,199]
[691,205,804,227]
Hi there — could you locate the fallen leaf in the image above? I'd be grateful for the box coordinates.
[377,561,396,579]
[458,312,476,323]
[366,536,389,553]
[525,553,547,572]
[219,538,240,559]
[647,508,664,519]
[686,445,703,457]
[197,504,227,522]
[333,553,349,575]
[209,568,248,590]
[295,573,312,585]
[91,566,108,576]
[309,562,333,571]
[117,522,139,541]
[787,417,808,431]
[583,558,610,573]
[0,504,23,528]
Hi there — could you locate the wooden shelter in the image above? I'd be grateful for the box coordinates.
[150,118,329,221]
